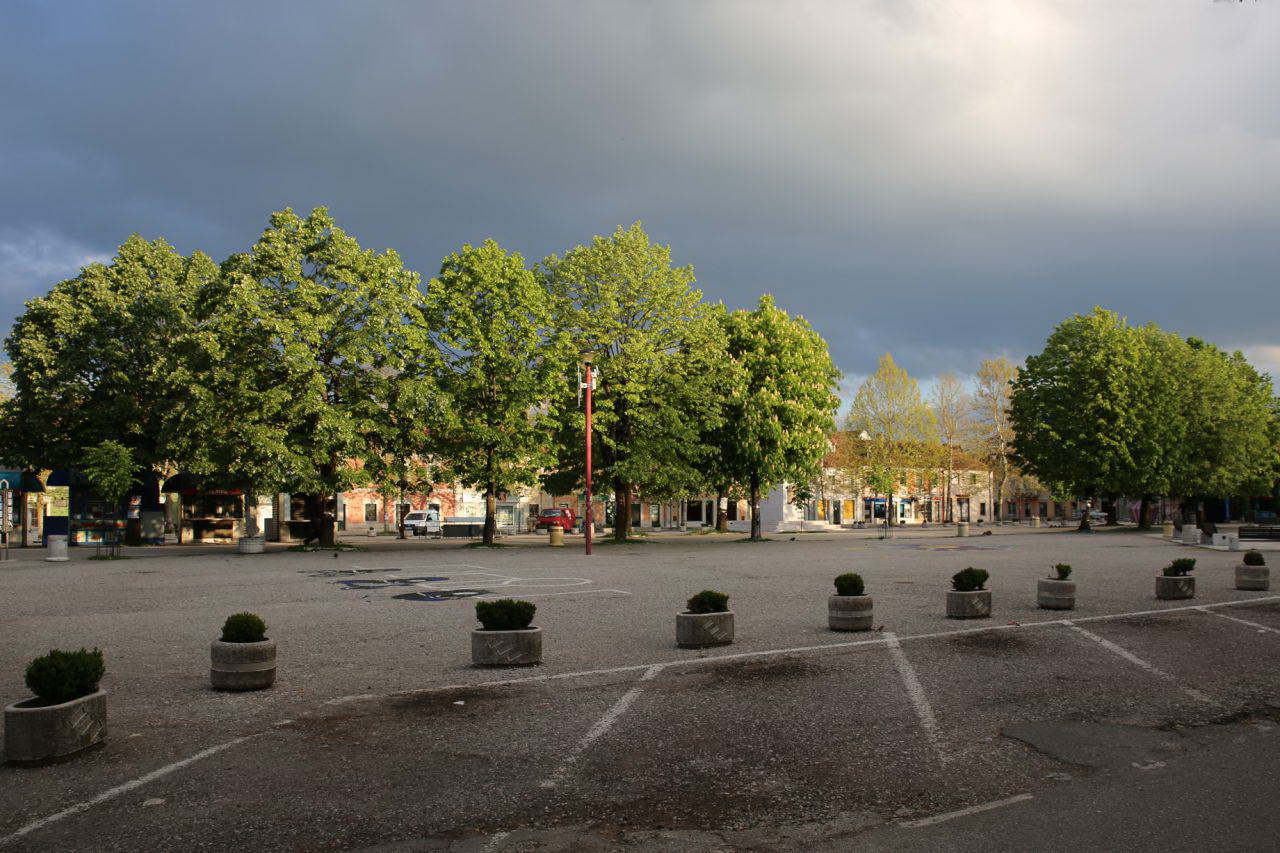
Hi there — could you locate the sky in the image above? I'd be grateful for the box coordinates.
[2,0,1279,399]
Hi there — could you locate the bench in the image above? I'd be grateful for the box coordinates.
[1238,526,1280,541]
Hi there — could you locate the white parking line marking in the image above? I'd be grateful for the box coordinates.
[885,632,948,764]
[539,663,666,789]
[0,735,255,847]
[1064,622,1215,704]
[900,793,1033,828]
[1197,606,1280,635]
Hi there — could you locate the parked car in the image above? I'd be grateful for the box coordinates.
[1068,509,1108,523]
[536,508,576,530]
[403,510,441,537]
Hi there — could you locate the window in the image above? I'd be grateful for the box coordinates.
[364,502,378,523]
[686,501,703,522]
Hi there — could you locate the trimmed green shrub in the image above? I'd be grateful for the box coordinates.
[686,590,730,614]
[1052,563,1072,581]
[1163,558,1196,577]
[25,648,105,705]
[1243,550,1266,567]
[475,599,536,631]
[951,567,989,592]
[221,612,268,643]
[834,573,865,597]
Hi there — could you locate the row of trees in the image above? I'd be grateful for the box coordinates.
[0,209,842,544]
[1010,308,1280,531]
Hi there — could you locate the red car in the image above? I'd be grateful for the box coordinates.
[536,508,576,530]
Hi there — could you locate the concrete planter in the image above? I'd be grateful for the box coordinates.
[1030,516,1042,528]
[1156,575,1195,600]
[4,689,107,765]
[1235,564,1270,591]
[548,526,564,547]
[210,639,277,690]
[1180,527,1201,546]
[677,611,735,648]
[956,522,970,538]
[946,589,992,619]
[1037,579,1076,610]
[45,534,69,562]
[1161,521,1175,538]
[471,627,542,667]
[236,535,265,554]
[828,595,873,631]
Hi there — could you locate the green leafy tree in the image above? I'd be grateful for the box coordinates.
[424,240,569,545]
[710,295,840,541]
[540,223,728,542]
[1,236,216,478]
[173,208,433,546]
[845,353,937,527]
[81,439,135,552]
[1010,309,1180,531]
[1169,339,1279,533]
[80,440,136,511]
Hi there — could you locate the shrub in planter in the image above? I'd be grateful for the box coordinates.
[5,648,107,764]
[221,612,267,643]
[211,612,276,691]
[947,567,991,619]
[1157,558,1196,600]
[687,590,730,614]
[830,573,872,631]
[1038,564,1076,610]
[834,573,865,597]
[679,589,734,648]
[1237,549,1270,591]
[472,599,541,666]
[25,648,105,705]
[951,567,989,592]
[475,599,537,631]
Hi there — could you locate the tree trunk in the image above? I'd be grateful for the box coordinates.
[1077,499,1091,532]
[750,474,762,541]
[244,487,259,537]
[945,449,954,523]
[1137,495,1152,530]
[1104,498,1118,526]
[614,479,631,543]
[716,486,728,533]
[886,483,894,528]
[483,482,497,545]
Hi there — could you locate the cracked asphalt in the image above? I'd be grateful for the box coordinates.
[2,526,1278,850]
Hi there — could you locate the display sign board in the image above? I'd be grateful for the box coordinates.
[46,485,69,517]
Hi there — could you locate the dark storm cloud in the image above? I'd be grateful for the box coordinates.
[3,0,1279,384]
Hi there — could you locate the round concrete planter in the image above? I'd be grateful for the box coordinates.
[1161,521,1175,538]
[237,535,265,554]
[956,522,970,538]
[1155,575,1195,600]
[1030,516,1042,528]
[1037,579,1076,610]
[946,589,992,619]
[828,595,873,631]
[210,639,277,690]
[677,611,735,648]
[471,627,542,667]
[548,526,564,547]
[4,689,107,765]
[1235,564,1270,591]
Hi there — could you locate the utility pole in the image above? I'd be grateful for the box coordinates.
[582,353,595,557]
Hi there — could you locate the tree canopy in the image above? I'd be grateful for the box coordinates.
[711,294,840,540]
[424,239,568,544]
[540,223,728,541]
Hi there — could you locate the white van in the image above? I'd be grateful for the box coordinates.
[403,509,441,537]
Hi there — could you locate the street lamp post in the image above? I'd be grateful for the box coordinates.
[582,353,595,557]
